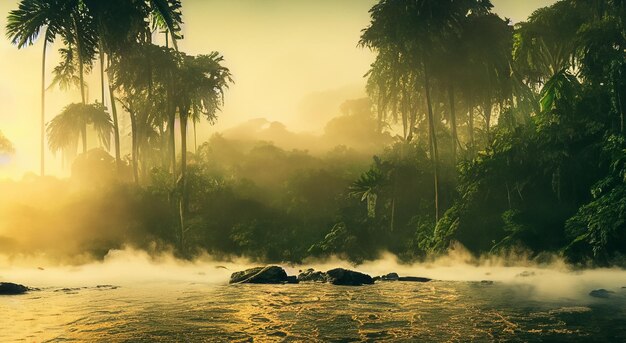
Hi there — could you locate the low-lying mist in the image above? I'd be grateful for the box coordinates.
[2,247,625,304]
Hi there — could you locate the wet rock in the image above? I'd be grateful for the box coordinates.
[398,276,432,282]
[589,289,614,299]
[516,271,535,278]
[325,268,373,286]
[297,269,327,283]
[381,273,399,281]
[374,273,431,282]
[480,280,494,285]
[0,282,28,295]
[229,266,298,284]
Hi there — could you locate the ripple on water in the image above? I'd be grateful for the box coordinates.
[2,281,626,342]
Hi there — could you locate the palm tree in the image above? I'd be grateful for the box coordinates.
[361,0,493,221]
[111,43,179,182]
[172,51,232,249]
[462,13,513,141]
[513,1,585,88]
[47,102,112,155]
[83,0,183,172]
[350,167,384,219]
[6,0,74,176]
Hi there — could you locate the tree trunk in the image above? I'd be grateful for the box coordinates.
[448,84,458,165]
[81,125,87,154]
[468,103,475,155]
[74,16,87,154]
[168,106,176,176]
[99,46,105,104]
[193,120,198,153]
[483,100,492,139]
[616,68,624,135]
[180,112,188,187]
[159,122,167,168]
[423,63,440,222]
[179,110,189,252]
[40,35,48,176]
[109,85,122,173]
[129,111,139,184]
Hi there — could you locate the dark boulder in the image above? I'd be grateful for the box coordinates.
[0,282,28,295]
[229,266,298,284]
[589,289,614,299]
[325,268,373,286]
[297,269,328,283]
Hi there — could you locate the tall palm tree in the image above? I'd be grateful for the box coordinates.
[462,13,513,141]
[172,51,232,249]
[68,0,183,173]
[111,43,179,182]
[47,102,112,155]
[361,0,493,221]
[6,0,73,176]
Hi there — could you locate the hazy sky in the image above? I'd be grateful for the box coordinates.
[0,0,557,178]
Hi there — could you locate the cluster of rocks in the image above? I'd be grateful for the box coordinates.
[0,282,29,295]
[229,266,432,286]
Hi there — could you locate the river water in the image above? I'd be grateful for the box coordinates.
[3,278,626,342]
[1,254,626,342]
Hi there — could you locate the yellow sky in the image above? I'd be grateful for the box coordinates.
[0,0,557,179]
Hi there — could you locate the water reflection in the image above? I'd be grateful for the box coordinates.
[3,281,625,342]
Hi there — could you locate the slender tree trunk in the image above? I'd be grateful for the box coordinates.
[180,113,188,187]
[168,106,176,176]
[99,46,105,104]
[81,126,87,153]
[74,17,87,153]
[616,68,624,134]
[159,122,167,168]
[377,82,385,133]
[468,103,475,155]
[193,120,197,153]
[109,85,122,173]
[483,100,492,139]
[40,35,48,176]
[423,63,440,222]
[129,111,139,184]
[179,110,189,252]
[448,84,458,165]
[402,82,409,140]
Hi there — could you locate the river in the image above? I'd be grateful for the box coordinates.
[2,274,625,341]
[2,251,626,342]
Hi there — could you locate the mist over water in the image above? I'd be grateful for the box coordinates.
[2,247,625,302]
[3,248,626,342]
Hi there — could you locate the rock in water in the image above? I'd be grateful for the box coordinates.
[297,269,328,283]
[229,266,298,284]
[397,276,432,282]
[374,273,431,283]
[325,268,373,286]
[381,273,400,281]
[0,282,28,295]
[589,289,614,299]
